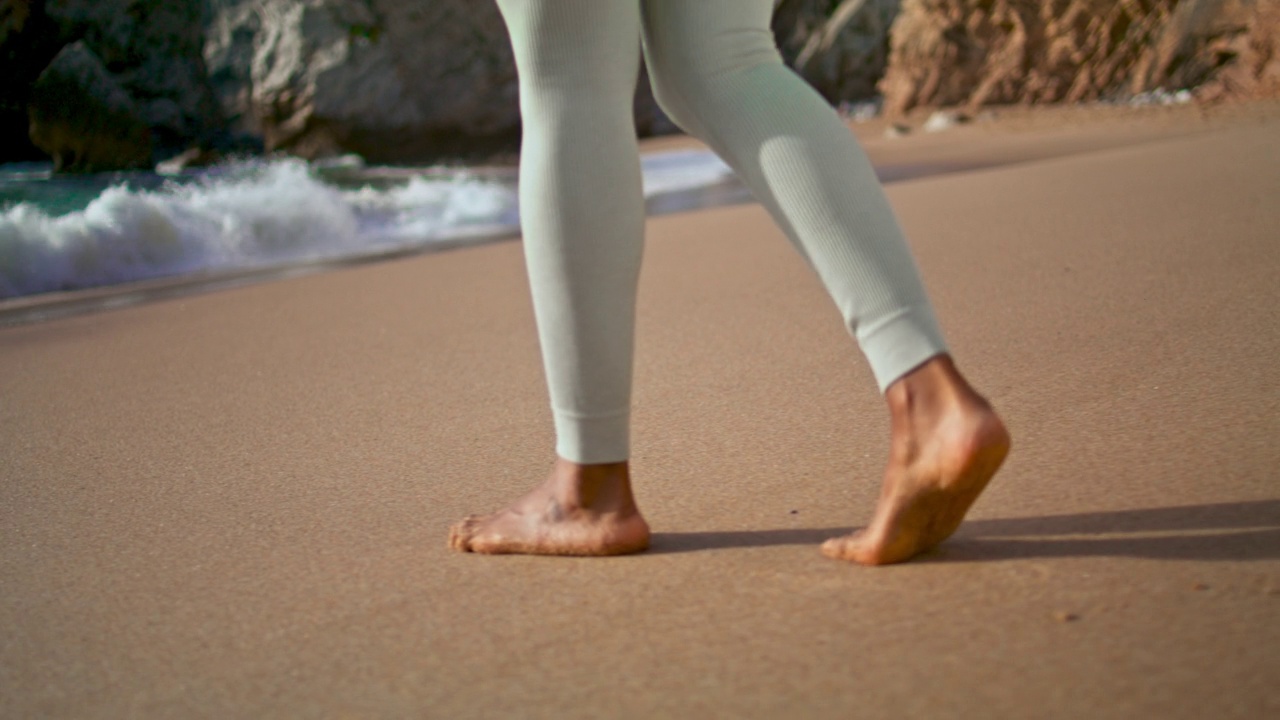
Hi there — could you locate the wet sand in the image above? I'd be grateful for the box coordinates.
[11,100,1278,329]
[2,109,1279,717]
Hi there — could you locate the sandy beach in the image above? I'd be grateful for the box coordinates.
[2,104,1278,718]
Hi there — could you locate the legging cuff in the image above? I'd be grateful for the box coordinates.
[553,408,631,464]
[857,304,949,393]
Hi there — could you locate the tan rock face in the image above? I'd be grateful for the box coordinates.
[1192,1,1280,101]
[879,0,1280,118]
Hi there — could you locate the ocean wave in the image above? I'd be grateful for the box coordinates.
[0,150,735,300]
[0,159,518,299]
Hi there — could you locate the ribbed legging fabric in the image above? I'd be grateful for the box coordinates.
[497,0,947,464]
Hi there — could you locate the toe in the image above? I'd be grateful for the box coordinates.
[447,525,466,551]
[448,515,483,552]
[822,530,896,566]
[820,533,861,562]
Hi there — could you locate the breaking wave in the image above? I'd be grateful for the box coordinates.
[0,149,735,300]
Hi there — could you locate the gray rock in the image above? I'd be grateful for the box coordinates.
[43,1,222,147]
[202,0,676,162]
[3,1,222,163]
[774,0,901,103]
[204,0,523,162]
[6,0,903,166]
[27,41,153,172]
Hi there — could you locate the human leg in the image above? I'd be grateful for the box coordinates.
[449,0,649,555]
[503,0,645,465]
[641,0,944,389]
[640,0,1009,564]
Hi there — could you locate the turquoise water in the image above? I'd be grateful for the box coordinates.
[0,146,970,311]
[0,150,742,301]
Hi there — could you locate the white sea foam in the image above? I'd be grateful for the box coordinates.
[0,159,518,299]
[0,149,735,300]
[640,149,734,196]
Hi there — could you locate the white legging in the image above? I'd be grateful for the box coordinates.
[498,0,946,464]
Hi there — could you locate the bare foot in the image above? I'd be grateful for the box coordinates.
[822,355,1010,566]
[448,459,650,556]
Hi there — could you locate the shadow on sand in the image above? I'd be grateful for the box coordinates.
[650,499,1280,562]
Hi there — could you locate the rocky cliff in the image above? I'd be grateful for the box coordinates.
[27,41,153,171]
[879,0,1280,117]
[1189,0,1280,101]
[2,0,221,165]
[5,0,900,166]
[2,0,1278,170]
[202,0,703,163]
[203,0,521,163]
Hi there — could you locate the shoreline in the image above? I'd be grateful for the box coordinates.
[4,98,1278,327]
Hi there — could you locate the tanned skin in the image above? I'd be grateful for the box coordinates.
[450,355,1009,565]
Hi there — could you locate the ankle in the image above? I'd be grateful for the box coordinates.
[887,355,969,413]
[552,458,634,512]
